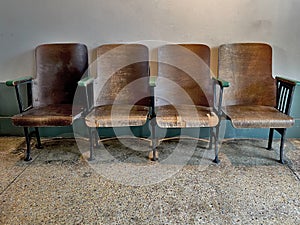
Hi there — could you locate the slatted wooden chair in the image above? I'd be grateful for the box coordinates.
[150,44,224,163]
[6,43,88,161]
[78,44,150,160]
[218,43,296,163]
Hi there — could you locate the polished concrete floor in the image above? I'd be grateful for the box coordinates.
[0,136,299,224]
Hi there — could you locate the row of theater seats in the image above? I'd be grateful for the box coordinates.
[6,43,297,164]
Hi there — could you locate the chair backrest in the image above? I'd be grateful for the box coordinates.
[94,44,150,107]
[156,44,212,107]
[33,43,88,107]
[218,43,276,107]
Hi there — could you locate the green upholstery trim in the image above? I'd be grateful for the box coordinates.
[149,76,157,87]
[6,76,33,86]
[213,77,230,88]
[78,77,94,87]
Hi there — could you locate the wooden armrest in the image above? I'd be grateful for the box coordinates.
[275,76,298,87]
[77,77,94,113]
[6,76,33,86]
[149,76,157,87]
[212,77,230,88]
[78,77,94,87]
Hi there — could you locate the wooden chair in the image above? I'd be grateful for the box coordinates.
[6,43,88,161]
[150,44,223,163]
[218,43,296,163]
[78,44,150,160]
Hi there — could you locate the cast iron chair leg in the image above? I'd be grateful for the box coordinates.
[93,129,99,148]
[209,127,213,150]
[35,127,42,149]
[213,126,220,164]
[213,138,220,164]
[151,118,157,161]
[267,128,274,150]
[24,127,32,161]
[151,131,157,161]
[279,129,287,164]
[88,128,95,161]
[152,145,157,161]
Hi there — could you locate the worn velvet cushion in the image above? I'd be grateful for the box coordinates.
[218,43,276,107]
[218,43,294,130]
[85,44,150,129]
[155,44,218,129]
[156,44,213,107]
[94,44,150,107]
[33,43,88,107]
[12,104,77,127]
[223,105,294,128]
[156,105,218,128]
[85,105,149,127]
[12,43,88,128]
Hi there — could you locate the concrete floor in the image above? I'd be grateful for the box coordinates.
[0,136,300,224]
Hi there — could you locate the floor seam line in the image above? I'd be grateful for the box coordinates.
[287,163,300,182]
[0,151,41,196]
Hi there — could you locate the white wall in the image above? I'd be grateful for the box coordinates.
[0,0,300,81]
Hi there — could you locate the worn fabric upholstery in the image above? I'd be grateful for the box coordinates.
[218,43,276,107]
[12,43,88,127]
[223,105,294,128]
[218,43,294,129]
[85,105,149,127]
[155,44,216,128]
[86,44,150,128]
[156,105,218,128]
[33,44,88,107]
[12,104,76,127]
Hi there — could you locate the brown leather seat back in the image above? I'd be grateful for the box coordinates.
[157,44,212,107]
[218,43,276,107]
[33,43,88,107]
[94,44,150,107]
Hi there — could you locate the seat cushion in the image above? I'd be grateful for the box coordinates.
[223,105,294,128]
[12,104,77,127]
[85,105,149,127]
[156,105,218,128]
